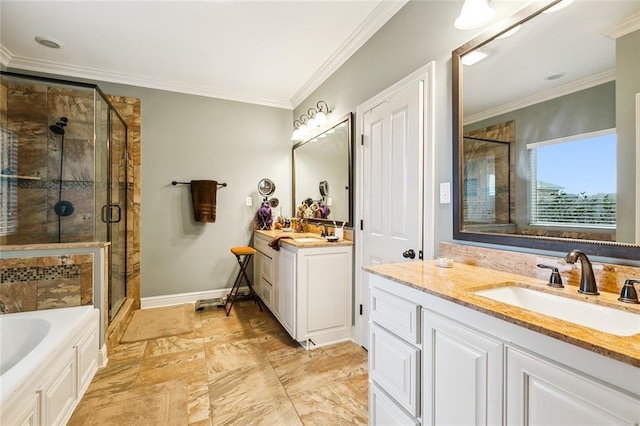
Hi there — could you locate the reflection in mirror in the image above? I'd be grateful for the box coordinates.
[292,113,352,226]
[453,0,640,259]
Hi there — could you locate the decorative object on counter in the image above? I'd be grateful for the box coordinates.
[436,257,453,268]
[256,201,273,230]
[255,178,277,230]
[619,279,639,304]
[189,180,220,222]
[291,100,331,141]
[537,264,564,288]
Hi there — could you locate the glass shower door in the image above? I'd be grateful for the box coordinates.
[108,109,127,320]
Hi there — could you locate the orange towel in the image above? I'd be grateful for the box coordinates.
[190,180,218,222]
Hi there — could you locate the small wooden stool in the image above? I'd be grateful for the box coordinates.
[224,246,262,316]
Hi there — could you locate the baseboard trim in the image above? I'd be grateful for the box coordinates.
[141,287,249,309]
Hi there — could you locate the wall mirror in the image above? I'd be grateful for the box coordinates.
[292,113,353,226]
[453,0,640,259]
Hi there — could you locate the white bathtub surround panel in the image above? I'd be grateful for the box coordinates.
[0,306,100,425]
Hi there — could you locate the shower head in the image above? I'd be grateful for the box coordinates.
[49,117,68,135]
[49,124,65,135]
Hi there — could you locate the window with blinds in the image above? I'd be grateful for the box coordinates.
[0,127,18,236]
[527,130,616,228]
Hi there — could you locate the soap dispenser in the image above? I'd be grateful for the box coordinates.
[618,279,640,304]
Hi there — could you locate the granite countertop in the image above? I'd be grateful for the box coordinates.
[254,229,353,248]
[1,241,111,252]
[365,260,640,367]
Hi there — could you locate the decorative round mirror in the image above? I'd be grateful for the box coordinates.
[319,180,329,197]
[269,198,279,208]
[257,178,275,197]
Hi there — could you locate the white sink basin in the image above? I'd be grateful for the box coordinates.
[293,237,323,243]
[474,286,640,336]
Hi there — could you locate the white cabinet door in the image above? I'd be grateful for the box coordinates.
[423,310,503,426]
[370,381,420,426]
[297,248,352,344]
[370,323,420,417]
[506,346,640,425]
[277,248,296,337]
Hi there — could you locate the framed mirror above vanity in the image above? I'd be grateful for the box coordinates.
[453,0,640,259]
[292,113,353,226]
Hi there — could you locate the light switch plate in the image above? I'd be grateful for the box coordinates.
[246,197,253,207]
[440,182,451,204]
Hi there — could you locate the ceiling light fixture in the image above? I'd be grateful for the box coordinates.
[496,25,521,40]
[291,101,331,141]
[542,0,575,14]
[454,0,495,30]
[35,36,62,49]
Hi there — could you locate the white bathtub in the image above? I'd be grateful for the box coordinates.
[0,306,99,425]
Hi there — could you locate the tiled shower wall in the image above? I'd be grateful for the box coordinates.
[0,254,93,314]
[0,78,96,244]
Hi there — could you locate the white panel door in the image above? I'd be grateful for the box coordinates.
[359,79,424,349]
[423,311,503,426]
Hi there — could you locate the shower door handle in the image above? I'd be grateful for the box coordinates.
[102,204,122,223]
[111,205,122,223]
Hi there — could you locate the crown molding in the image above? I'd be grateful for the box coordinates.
[289,0,408,108]
[464,69,616,125]
[601,10,640,39]
[6,55,293,109]
[0,44,13,67]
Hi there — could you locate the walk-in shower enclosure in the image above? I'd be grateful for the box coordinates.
[0,72,128,320]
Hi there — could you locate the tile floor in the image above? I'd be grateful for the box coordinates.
[70,299,369,425]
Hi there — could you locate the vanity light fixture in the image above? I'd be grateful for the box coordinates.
[461,50,489,66]
[543,0,574,14]
[496,25,521,40]
[454,0,495,30]
[291,100,331,141]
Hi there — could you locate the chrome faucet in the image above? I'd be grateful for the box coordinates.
[319,224,330,237]
[564,249,599,295]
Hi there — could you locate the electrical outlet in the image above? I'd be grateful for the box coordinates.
[440,182,451,204]
[245,197,253,207]
[327,197,332,206]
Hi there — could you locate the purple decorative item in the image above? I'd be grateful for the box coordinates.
[318,204,330,218]
[256,201,273,230]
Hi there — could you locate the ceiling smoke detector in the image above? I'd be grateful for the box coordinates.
[35,36,62,49]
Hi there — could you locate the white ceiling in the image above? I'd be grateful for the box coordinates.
[0,0,407,109]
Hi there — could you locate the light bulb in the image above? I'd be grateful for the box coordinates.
[454,0,495,30]
[307,117,316,128]
[315,111,328,126]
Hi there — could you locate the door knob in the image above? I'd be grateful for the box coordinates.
[402,249,416,259]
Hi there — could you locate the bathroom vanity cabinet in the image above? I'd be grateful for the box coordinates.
[253,231,353,348]
[368,273,640,425]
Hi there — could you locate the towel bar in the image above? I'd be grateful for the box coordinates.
[171,180,227,187]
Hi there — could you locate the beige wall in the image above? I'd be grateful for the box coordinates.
[293,1,527,255]
[96,83,293,298]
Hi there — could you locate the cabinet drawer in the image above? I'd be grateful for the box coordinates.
[370,324,420,417]
[260,256,274,283]
[370,287,420,345]
[370,381,419,426]
[261,280,273,307]
[254,236,272,257]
